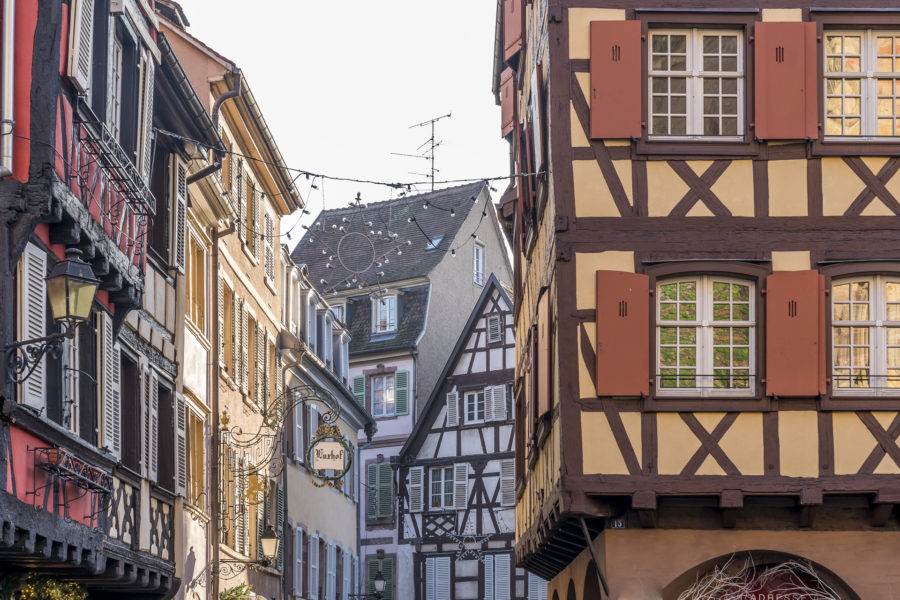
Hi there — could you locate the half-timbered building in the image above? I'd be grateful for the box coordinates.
[398,275,547,600]
[496,0,900,598]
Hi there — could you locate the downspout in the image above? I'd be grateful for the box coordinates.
[0,0,15,177]
[185,69,241,186]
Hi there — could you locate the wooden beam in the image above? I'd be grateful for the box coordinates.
[49,220,81,245]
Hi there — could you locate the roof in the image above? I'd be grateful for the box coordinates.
[291,182,487,291]
[345,284,429,356]
[400,274,511,459]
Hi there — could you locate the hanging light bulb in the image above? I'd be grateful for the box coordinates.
[322,249,327,254]
[423,202,429,209]
[342,217,349,223]
[384,258,389,263]
[377,271,385,277]
[450,208,455,217]
[366,221,373,227]
[397,249,403,256]
[339,226,345,232]
[451,249,456,257]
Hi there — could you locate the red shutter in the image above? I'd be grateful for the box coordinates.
[537,289,551,417]
[818,273,827,395]
[504,0,523,63]
[754,22,818,140]
[766,270,824,396]
[590,20,642,139]
[595,271,649,396]
[501,67,515,139]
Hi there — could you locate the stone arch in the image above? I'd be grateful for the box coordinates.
[566,578,577,600]
[583,562,603,600]
[660,550,861,600]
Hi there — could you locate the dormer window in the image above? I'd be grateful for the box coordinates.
[372,294,397,334]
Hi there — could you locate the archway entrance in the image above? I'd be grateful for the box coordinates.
[662,551,861,600]
[583,562,603,600]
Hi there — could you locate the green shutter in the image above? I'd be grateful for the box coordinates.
[369,558,394,600]
[353,375,366,406]
[366,464,377,520]
[394,370,409,415]
[377,463,393,519]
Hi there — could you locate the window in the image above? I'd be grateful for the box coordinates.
[371,374,395,418]
[656,276,755,395]
[465,390,485,424]
[424,556,451,600]
[825,31,900,137]
[527,573,548,600]
[474,243,485,286]
[367,558,394,600]
[186,407,205,506]
[832,276,900,393]
[487,314,503,344]
[366,462,394,520]
[332,303,345,324]
[109,35,123,140]
[648,29,743,137]
[484,554,511,600]
[430,466,454,509]
[187,235,205,332]
[372,294,397,333]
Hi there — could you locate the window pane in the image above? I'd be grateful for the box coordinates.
[671,35,686,53]
[659,327,677,344]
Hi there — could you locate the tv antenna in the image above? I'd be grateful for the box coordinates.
[392,112,451,191]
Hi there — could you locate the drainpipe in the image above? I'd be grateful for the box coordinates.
[278,335,306,600]
[186,69,241,186]
[0,0,15,177]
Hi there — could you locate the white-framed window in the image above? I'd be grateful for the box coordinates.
[372,294,397,333]
[430,465,454,509]
[656,276,755,396]
[473,243,485,286]
[109,35,124,140]
[371,374,395,418]
[464,390,485,424]
[832,276,900,394]
[824,30,900,137]
[648,29,744,138]
[332,303,345,324]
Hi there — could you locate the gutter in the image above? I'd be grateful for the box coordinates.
[0,0,14,177]
[186,68,241,186]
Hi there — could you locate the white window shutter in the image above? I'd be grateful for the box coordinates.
[484,555,495,600]
[354,556,360,594]
[100,312,121,458]
[176,393,187,496]
[453,463,468,510]
[251,186,260,258]
[138,50,155,185]
[353,445,360,503]
[425,557,436,600]
[19,243,47,410]
[149,370,159,483]
[217,278,225,364]
[408,466,424,513]
[265,211,275,280]
[500,459,515,507]
[309,534,320,600]
[495,554,511,600]
[294,526,304,596]
[528,573,548,600]
[491,385,507,422]
[326,543,336,600]
[436,557,450,600]
[240,302,249,393]
[445,391,458,427]
[67,0,94,92]
[488,315,502,343]
[141,364,151,477]
[342,549,351,600]
[170,156,187,272]
[295,402,304,462]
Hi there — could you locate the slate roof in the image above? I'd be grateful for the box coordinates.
[345,284,429,356]
[291,182,487,289]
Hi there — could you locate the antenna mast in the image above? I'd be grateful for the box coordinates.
[393,112,452,191]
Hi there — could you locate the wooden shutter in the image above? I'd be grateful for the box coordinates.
[453,463,468,509]
[503,0,523,62]
[377,463,393,519]
[354,446,360,503]
[241,302,249,393]
[67,0,94,92]
[382,558,394,600]
[170,156,187,272]
[353,376,365,406]
[293,525,303,596]
[754,22,818,140]
[435,556,450,600]
[138,50,155,185]
[766,270,824,396]
[529,573,548,600]
[445,391,459,427]
[175,393,187,496]
[595,271,650,396]
[408,466,424,513]
[326,543,336,600]
[342,550,351,600]
[500,67,515,138]
[295,402,305,462]
[500,459,515,506]
[251,187,260,259]
[309,534,320,600]
[100,311,121,458]
[537,289,551,416]
[265,211,275,280]
[492,384,508,422]
[394,370,409,415]
[590,20,642,139]
[484,555,495,600]
[495,554,511,600]
[488,315,503,344]
[218,278,225,363]
[230,290,238,377]
[276,482,285,568]
[366,463,377,520]
[142,364,151,477]
[255,323,264,407]
[354,556,360,595]
[148,370,159,482]
[237,167,246,243]
[19,243,47,410]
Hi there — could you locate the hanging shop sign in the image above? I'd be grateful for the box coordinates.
[306,424,352,489]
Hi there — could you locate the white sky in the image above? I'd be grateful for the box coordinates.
[177,1,509,246]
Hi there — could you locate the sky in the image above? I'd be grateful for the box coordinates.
[176,1,510,249]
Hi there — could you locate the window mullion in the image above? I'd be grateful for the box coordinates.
[690,30,700,136]
[699,277,712,396]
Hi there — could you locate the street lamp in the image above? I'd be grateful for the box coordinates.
[5,247,100,384]
[259,525,280,565]
[373,571,386,597]
[217,525,281,578]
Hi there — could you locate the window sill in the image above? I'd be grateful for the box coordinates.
[242,243,259,265]
[636,135,758,157]
[264,276,277,295]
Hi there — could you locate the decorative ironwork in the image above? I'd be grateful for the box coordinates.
[27,446,112,526]
[306,423,352,489]
[6,330,73,384]
[216,559,272,579]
